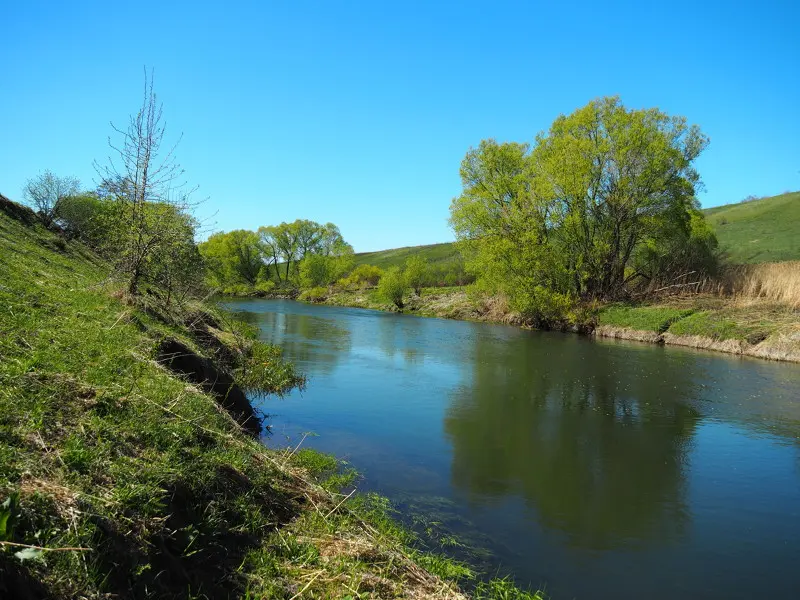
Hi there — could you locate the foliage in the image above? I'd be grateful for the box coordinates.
[298,286,329,302]
[298,251,354,288]
[22,170,80,225]
[232,339,305,396]
[258,220,353,284]
[53,193,113,247]
[632,208,719,288]
[377,266,407,309]
[94,70,198,295]
[404,255,430,296]
[254,279,276,295]
[339,263,383,289]
[199,229,263,287]
[450,96,716,321]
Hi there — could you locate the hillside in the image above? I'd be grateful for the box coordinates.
[354,191,800,268]
[703,191,800,263]
[354,242,462,270]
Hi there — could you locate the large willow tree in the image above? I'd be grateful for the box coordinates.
[450,97,717,320]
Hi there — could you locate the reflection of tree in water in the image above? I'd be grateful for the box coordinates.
[236,309,352,375]
[375,313,425,366]
[444,333,701,549]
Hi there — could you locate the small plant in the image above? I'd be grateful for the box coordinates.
[475,576,546,600]
[0,492,20,543]
[1,492,43,561]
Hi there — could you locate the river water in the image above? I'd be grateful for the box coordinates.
[226,298,800,600]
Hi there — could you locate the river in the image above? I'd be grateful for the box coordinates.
[226,298,800,600]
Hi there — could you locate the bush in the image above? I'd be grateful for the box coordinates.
[222,283,253,296]
[255,280,276,295]
[340,264,383,289]
[377,267,406,309]
[404,256,429,296]
[299,286,328,302]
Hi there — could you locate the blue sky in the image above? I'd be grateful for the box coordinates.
[2,1,798,252]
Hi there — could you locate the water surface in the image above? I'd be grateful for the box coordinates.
[226,298,800,600]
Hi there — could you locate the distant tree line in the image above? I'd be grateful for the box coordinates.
[198,220,356,295]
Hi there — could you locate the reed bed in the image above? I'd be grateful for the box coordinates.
[721,261,800,308]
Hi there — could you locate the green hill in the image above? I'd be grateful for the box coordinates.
[703,191,800,263]
[353,242,462,270]
[355,191,800,268]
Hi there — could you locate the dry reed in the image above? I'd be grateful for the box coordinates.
[721,262,800,308]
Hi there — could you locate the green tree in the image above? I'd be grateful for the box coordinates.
[94,70,198,295]
[148,207,203,305]
[23,170,80,225]
[377,266,406,309]
[404,256,429,296]
[55,192,113,246]
[257,225,284,282]
[199,230,263,288]
[273,221,300,281]
[450,97,715,319]
[341,264,383,288]
[298,253,331,288]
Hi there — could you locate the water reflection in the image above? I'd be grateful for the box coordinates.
[236,308,352,374]
[444,333,700,549]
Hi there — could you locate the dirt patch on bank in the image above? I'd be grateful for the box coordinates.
[594,325,800,363]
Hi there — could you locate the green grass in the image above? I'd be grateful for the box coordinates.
[354,242,462,270]
[666,309,776,344]
[702,191,800,263]
[597,305,695,333]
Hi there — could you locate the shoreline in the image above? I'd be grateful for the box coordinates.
[593,325,800,363]
[239,287,800,365]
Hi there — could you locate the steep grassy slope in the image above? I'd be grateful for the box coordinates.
[0,198,541,599]
[703,191,800,263]
[353,242,462,270]
[353,191,800,268]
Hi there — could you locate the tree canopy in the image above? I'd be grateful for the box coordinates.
[450,96,717,321]
[199,219,354,292]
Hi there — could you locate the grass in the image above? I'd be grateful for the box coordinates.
[703,191,800,263]
[0,197,543,598]
[721,261,800,308]
[596,305,695,333]
[666,310,772,343]
[354,242,462,270]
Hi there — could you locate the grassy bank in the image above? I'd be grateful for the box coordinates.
[0,199,542,598]
[311,286,800,363]
[704,191,800,263]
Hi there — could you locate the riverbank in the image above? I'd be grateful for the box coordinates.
[0,199,542,599]
[310,286,800,363]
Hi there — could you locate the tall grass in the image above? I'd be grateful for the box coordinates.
[723,262,800,308]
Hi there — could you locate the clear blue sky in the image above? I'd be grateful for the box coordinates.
[2,1,798,252]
